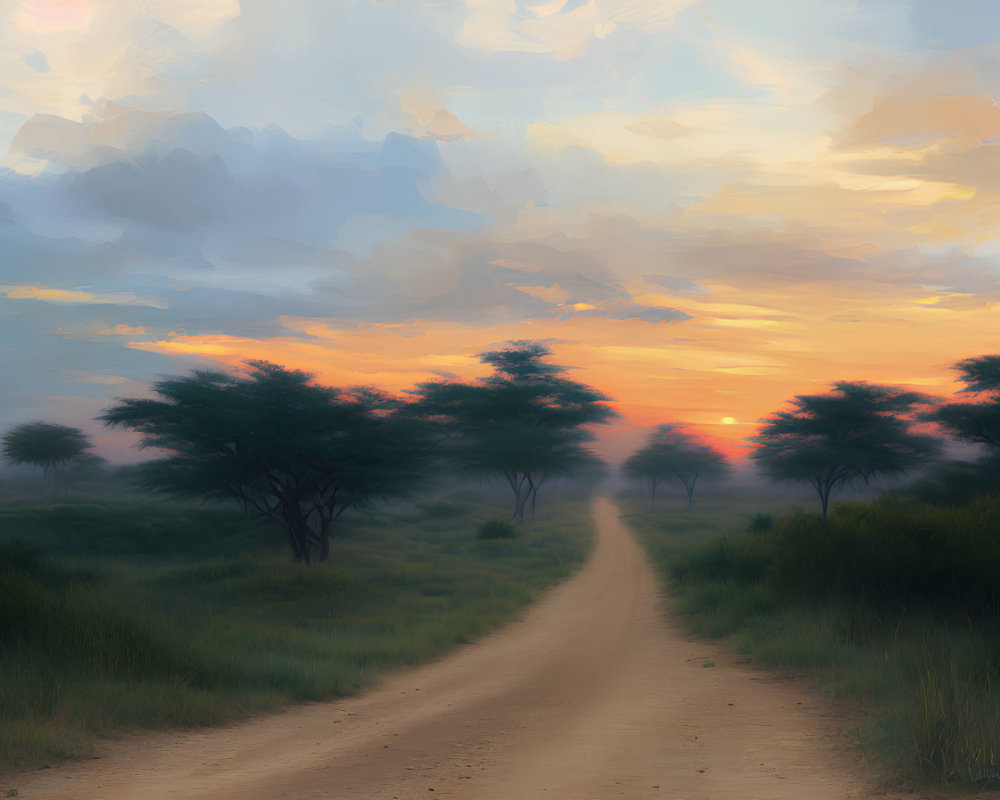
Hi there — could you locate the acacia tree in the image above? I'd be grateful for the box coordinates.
[417,341,614,523]
[624,424,728,509]
[750,382,940,519]
[2,421,93,494]
[929,355,1000,451]
[100,361,431,563]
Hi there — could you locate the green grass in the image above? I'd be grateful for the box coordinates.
[0,493,593,775]
[623,487,1000,790]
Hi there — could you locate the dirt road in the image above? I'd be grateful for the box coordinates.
[14,498,879,799]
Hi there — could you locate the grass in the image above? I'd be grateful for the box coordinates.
[0,490,594,775]
[622,486,1000,790]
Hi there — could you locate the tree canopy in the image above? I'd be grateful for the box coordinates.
[416,341,614,522]
[929,355,1000,451]
[750,381,939,518]
[624,424,728,509]
[1,421,93,479]
[100,360,431,563]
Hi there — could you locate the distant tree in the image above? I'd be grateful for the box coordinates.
[929,355,1000,452]
[750,382,940,519]
[67,453,108,477]
[417,341,614,523]
[624,424,729,509]
[100,361,431,564]
[2,421,93,493]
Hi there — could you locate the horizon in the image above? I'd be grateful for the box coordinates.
[2,1,999,465]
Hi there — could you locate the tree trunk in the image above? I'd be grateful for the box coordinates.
[512,483,530,524]
[528,474,545,522]
[508,472,529,524]
[819,483,831,522]
[283,510,312,563]
[682,472,699,511]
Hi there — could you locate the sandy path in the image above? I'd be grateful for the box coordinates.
[13,498,880,799]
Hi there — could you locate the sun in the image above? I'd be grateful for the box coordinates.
[721,416,738,425]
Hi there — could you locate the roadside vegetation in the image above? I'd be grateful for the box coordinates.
[0,488,593,773]
[625,479,1000,789]
[619,355,1000,788]
[0,341,606,776]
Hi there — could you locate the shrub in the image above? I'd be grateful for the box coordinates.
[766,495,1000,614]
[668,536,772,586]
[746,512,774,537]
[476,519,519,540]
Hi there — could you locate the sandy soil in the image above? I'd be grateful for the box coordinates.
[10,498,925,799]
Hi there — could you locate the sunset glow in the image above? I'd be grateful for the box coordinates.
[16,0,95,33]
[1,1,999,463]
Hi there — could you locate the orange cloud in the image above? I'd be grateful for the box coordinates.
[2,285,165,308]
[837,94,1000,150]
[97,323,148,336]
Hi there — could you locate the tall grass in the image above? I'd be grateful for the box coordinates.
[0,496,593,774]
[627,490,1000,789]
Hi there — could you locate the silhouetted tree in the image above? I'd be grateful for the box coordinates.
[624,424,729,509]
[100,361,431,563]
[417,341,614,523]
[750,382,939,519]
[2,421,93,496]
[929,355,1000,452]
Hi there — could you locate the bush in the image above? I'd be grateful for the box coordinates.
[668,536,772,586]
[476,518,519,540]
[768,496,1000,614]
[746,512,774,537]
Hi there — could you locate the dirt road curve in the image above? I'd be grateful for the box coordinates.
[16,498,884,799]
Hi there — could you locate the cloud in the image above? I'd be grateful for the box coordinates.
[96,324,148,336]
[400,88,479,143]
[910,0,1000,49]
[456,0,694,60]
[643,275,708,294]
[567,305,691,323]
[7,105,483,252]
[835,92,1000,150]
[22,49,50,73]
[0,0,241,127]
[1,285,166,308]
[623,112,695,140]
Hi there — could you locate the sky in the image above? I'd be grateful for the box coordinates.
[2,0,1000,464]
